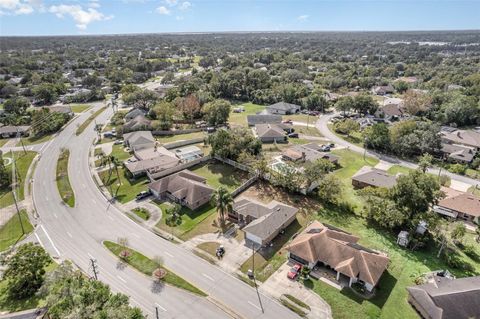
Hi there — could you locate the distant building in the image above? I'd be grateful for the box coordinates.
[246,114,282,126]
[265,102,301,115]
[371,84,395,96]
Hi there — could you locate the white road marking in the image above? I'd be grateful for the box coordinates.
[40,225,61,256]
[155,303,167,312]
[248,301,262,311]
[34,232,44,247]
[53,213,58,218]
[116,275,127,283]
[164,251,174,258]
[66,231,73,238]
[202,273,215,282]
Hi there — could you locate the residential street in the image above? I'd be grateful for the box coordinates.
[30,102,301,319]
[316,113,480,188]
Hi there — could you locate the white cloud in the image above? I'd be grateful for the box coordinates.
[0,0,35,15]
[164,0,177,6]
[88,2,100,8]
[297,14,308,21]
[156,5,170,15]
[179,1,191,10]
[175,15,183,20]
[49,4,113,30]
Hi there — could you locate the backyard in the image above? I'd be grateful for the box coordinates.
[155,131,206,144]
[0,151,37,209]
[228,102,266,126]
[190,161,249,192]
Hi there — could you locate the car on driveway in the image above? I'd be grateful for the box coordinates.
[320,144,331,152]
[135,190,151,201]
[282,119,293,124]
[287,264,302,280]
[287,132,299,138]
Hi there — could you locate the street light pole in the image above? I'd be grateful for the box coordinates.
[251,245,264,314]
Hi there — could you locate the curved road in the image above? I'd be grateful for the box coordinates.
[31,103,300,319]
[316,113,480,188]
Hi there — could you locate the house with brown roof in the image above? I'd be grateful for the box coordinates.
[286,221,389,292]
[351,166,398,189]
[282,143,339,165]
[433,190,480,223]
[147,170,214,210]
[230,198,298,246]
[407,275,480,319]
[371,84,394,96]
[253,123,288,143]
[440,129,480,151]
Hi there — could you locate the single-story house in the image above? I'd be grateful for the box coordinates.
[124,108,146,121]
[123,115,152,132]
[282,143,339,165]
[407,275,480,319]
[123,131,155,151]
[46,105,74,116]
[440,143,475,164]
[148,170,214,210]
[254,124,287,143]
[371,84,395,96]
[246,114,282,126]
[433,190,480,222]
[286,221,389,292]
[266,102,301,115]
[230,197,298,246]
[134,146,176,161]
[440,129,480,151]
[0,125,30,138]
[375,103,404,121]
[125,155,179,178]
[351,166,398,189]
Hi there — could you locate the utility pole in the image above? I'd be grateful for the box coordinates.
[90,258,99,280]
[16,128,27,154]
[155,306,159,319]
[251,245,264,314]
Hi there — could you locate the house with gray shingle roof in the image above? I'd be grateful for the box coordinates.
[351,166,398,189]
[246,114,282,126]
[266,102,301,115]
[230,197,298,246]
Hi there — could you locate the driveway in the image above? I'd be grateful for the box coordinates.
[261,263,332,319]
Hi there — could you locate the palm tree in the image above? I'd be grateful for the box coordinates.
[210,186,233,229]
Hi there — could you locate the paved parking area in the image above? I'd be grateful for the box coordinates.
[261,263,332,319]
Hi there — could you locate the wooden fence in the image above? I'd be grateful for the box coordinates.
[163,137,205,150]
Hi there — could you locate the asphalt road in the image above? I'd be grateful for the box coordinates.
[316,113,480,188]
[32,103,300,319]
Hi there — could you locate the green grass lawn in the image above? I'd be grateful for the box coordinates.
[156,131,206,144]
[197,242,219,256]
[110,144,132,162]
[20,132,55,146]
[292,125,323,137]
[387,165,413,175]
[328,124,364,147]
[0,210,33,252]
[0,139,9,147]
[190,162,249,192]
[228,102,266,126]
[99,167,149,204]
[0,262,57,312]
[155,202,219,240]
[70,104,91,113]
[131,207,150,220]
[331,149,379,211]
[285,114,318,124]
[56,149,75,207]
[103,241,206,296]
[76,106,107,136]
[0,151,36,209]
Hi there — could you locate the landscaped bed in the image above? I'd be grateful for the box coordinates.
[56,148,75,207]
[0,210,33,252]
[0,151,37,209]
[131,207,150,220]
[103,241,206,296]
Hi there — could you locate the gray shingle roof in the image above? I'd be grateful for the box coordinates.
[352,166,397,188]
[246,114,282,126]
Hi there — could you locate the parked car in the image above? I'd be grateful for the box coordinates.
[135,190,151,201]
[113,139,123,145]
[329,143,335,148]
[320,145,331,152]
[206,127,216,133]
[287,264,302,280]
[282,119,293,124]
[287,132,299,138]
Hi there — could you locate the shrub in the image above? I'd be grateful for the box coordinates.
[448,163,467,175]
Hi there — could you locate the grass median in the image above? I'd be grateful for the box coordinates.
[103,241,207,296]
[76,106,107,136]
[56,148,75,207]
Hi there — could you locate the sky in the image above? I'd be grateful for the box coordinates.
[1,0,479,36]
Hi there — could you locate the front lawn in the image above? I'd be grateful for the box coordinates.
[0,139,9,147]
[131,207,150,220]
[292,125,323,137]
[190,162,249,192]
[20,133,55,146]
[110,144,132,162]
[155,202,218,241]
[387,165,413,175]
[56,149,75,207]
[99,167,149,204]
[285,114,318,124]
[0,151,37,209]
[228,102,266,126]
[328,124,364,147]
[197,242,219,256]
[103,241,206,296]
[0,210,33,252]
